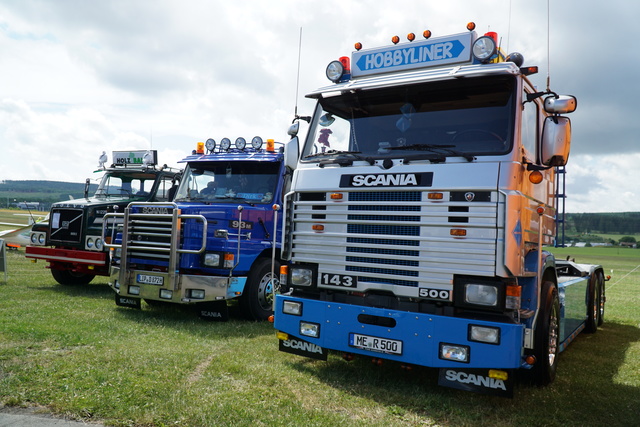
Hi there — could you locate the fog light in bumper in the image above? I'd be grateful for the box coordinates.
[283,300,302,315]
[159,289,173,300]
[300,321,320,338]
[440,343,469,363]
[188,289,205,299]
[469,325,501,345]
[128,285,140,296]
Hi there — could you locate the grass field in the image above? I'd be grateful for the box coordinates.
[0,246,638,427]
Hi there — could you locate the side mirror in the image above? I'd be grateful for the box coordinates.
[284,136,299,171]
[544,95,577,114]
[288,121,299,138]
[541,116,571,166]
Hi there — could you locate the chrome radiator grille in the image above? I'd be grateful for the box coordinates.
[289,190,498,292]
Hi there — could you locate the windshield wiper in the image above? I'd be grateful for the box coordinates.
[311,151,375,167]
[389,144,475,162]
[304,150,363,160]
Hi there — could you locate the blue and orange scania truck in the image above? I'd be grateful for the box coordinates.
[273,24,609,396]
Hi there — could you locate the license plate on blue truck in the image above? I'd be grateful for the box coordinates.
[136,274,164,285]
[349,333,403,355]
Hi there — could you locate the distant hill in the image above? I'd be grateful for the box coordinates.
[0,180,98,210]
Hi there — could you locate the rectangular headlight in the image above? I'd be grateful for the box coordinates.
[465,284,498,306]
[300,321,320,338]
[188,289,206,299]
[469,325,501,345]
[440,343,469,363]
[283,300,302,315]
[159,289,173,299]
[290,267,313,287]
[203,253,221,267]
[128,285,140,295]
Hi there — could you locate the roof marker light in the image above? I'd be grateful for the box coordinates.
[423,30,432,39]
[355,42,363,51]
[407,33,415,42]
[391,35,400,45]
[467,22,476,31]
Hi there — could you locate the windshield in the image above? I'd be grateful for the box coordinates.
[302,75,515,161]
[94,171,158,200]
[174,161,280,204]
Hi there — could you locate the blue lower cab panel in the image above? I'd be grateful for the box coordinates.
[275,295,524,369]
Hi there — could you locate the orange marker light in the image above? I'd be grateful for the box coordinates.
[467,22,476,31]
[391,35,400,45]
[536,206,545,215]
[312,224,325,232]
[330,193,343,200]
[266,138,275,152]
[196,142,205,154]
[407,33,416,42]
[423,30,432,39]
[506,285,522,297]
[450,228,467,237]
[428,192,444,200]
[529,170,543,184]
[354,42,363,51]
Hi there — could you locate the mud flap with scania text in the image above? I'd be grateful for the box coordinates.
[115,294,141,309]
[197,301,229,321]
[279,335,328,361]
[438,368,514,397]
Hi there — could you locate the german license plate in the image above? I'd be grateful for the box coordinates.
[349,333,403,355]
[136,274,164,285]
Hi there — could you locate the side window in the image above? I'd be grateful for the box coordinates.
[521,90,538,161]
[155,176,177,202]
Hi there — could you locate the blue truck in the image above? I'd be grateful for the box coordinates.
[104,137,288,321]
[274,24,609,396]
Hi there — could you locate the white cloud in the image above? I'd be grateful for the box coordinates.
[0,0,638,212]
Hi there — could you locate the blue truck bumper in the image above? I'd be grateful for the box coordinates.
[274,294,524,369]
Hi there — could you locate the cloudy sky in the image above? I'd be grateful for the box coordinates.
[0,0,637,213]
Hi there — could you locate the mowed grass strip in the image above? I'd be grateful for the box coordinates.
[0,248,638,427]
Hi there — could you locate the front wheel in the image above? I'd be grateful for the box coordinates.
[51,269,95,286]
[532,281,560,386]
[239,258,279,321]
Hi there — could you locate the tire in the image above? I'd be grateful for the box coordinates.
[51,269,95,286]
[239,258,279,321]
[596,271,605,326]
[585,272,604,333]
[532,280,560,386]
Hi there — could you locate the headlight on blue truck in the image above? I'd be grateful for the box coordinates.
[454,277,506,312]
[290,267,314,287]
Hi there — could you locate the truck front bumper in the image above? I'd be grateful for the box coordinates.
[109,267,246,304]
[274,294,524,369]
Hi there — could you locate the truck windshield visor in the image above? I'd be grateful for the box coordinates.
[174,161,279,204]
[302,75,515,161]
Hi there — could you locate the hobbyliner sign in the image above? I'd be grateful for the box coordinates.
[351,32,473,77]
